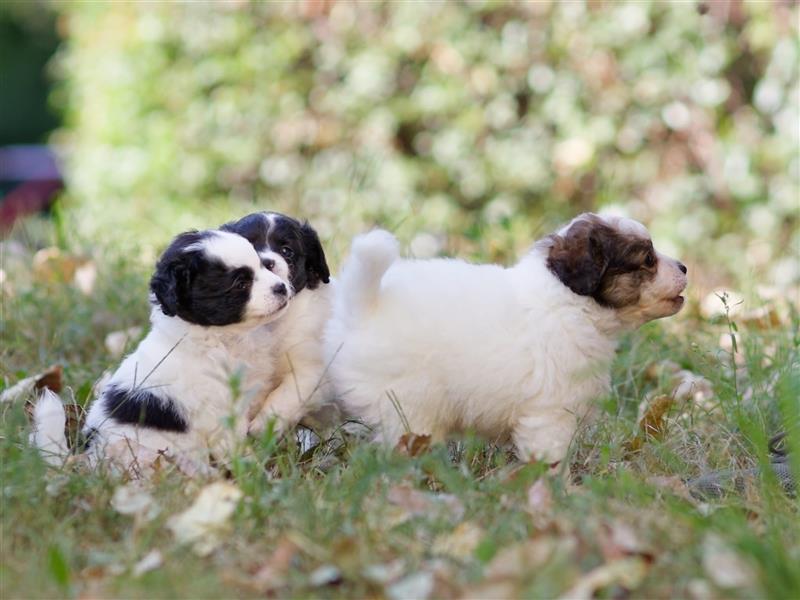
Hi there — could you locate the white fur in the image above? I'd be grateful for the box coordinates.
[78,230,331,473]
[29,389,69,466]
[325,215,687,463]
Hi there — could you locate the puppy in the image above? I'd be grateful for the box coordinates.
[76,228,294,472]
[220,211,333,434]
[324,213,687,463]
[31,226,318,474]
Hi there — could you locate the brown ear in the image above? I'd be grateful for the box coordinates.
[546,219,609,297]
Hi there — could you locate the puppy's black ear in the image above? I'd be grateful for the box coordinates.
[546,218,609,297]
[150,260,190,317]
[300,222,330,289]
[149,231,202,316]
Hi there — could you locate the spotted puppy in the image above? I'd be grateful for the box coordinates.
[32,221,328,474]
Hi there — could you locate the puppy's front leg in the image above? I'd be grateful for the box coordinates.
[512,410,580,465]
[248,367,327,436]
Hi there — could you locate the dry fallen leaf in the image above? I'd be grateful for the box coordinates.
[308,564,342,587]
[432,522,483,561]
[386,484,465,523]
[362,560,405,585]
[2,365,62,405]
[395,432,432,457]
[702,534,756,589]
[484,536,572,580]
[167,482,242,556]
[559,557,649,600]
[386,571,434,600]
[627,394,674,453]
[598,520,652,563]
[111,483,160,521]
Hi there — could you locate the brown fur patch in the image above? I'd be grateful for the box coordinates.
[546,214,657,308]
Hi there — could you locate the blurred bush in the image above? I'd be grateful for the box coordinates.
[51,0,797,288]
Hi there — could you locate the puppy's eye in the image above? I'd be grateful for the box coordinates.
[234,278,251,291]
[280,246,294,259]
[644,253,656,268]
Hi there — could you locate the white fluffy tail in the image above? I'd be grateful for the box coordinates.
[29,389,69,466]
[336,229,399,326]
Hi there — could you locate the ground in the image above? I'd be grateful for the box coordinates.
[1,216,798,599]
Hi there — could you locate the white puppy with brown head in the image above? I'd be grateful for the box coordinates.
[325,213,687,463]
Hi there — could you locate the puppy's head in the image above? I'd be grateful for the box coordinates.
[546,213,687,326]
[150,230,292,327]
[221,212,330,294]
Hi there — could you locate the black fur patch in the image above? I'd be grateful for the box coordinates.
[222,212,330,293]
[149,230,256,326]
[102,385,188,432]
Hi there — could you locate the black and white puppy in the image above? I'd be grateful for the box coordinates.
[33,221,329,474]
[220,211,333,434]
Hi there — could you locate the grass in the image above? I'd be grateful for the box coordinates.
[1,214,798,599]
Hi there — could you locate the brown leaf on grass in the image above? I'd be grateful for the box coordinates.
[3,365,63,407]
[167,482,242,556]
[35,365,63,393]
[627,394,674,453]
[251,537,299,591]
[559,557,649,600]
[387,484,465,522]
[395,432,432,457]
[111,483,160,521]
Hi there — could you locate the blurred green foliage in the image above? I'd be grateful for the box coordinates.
[52,0,797,287]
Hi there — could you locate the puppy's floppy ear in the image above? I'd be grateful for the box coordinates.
[149,231,202,316]
[300,222,330,289]
[150,260,190,317]
[546,218,609,297]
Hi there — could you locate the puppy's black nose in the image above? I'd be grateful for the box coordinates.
[262,258,276,272]
[678,262,687,274]
[272,283,288,296]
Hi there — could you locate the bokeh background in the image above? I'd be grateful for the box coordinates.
[2,0,799,297]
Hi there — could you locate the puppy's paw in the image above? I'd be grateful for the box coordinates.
[247,411,282,438]
[351,229,399,268]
